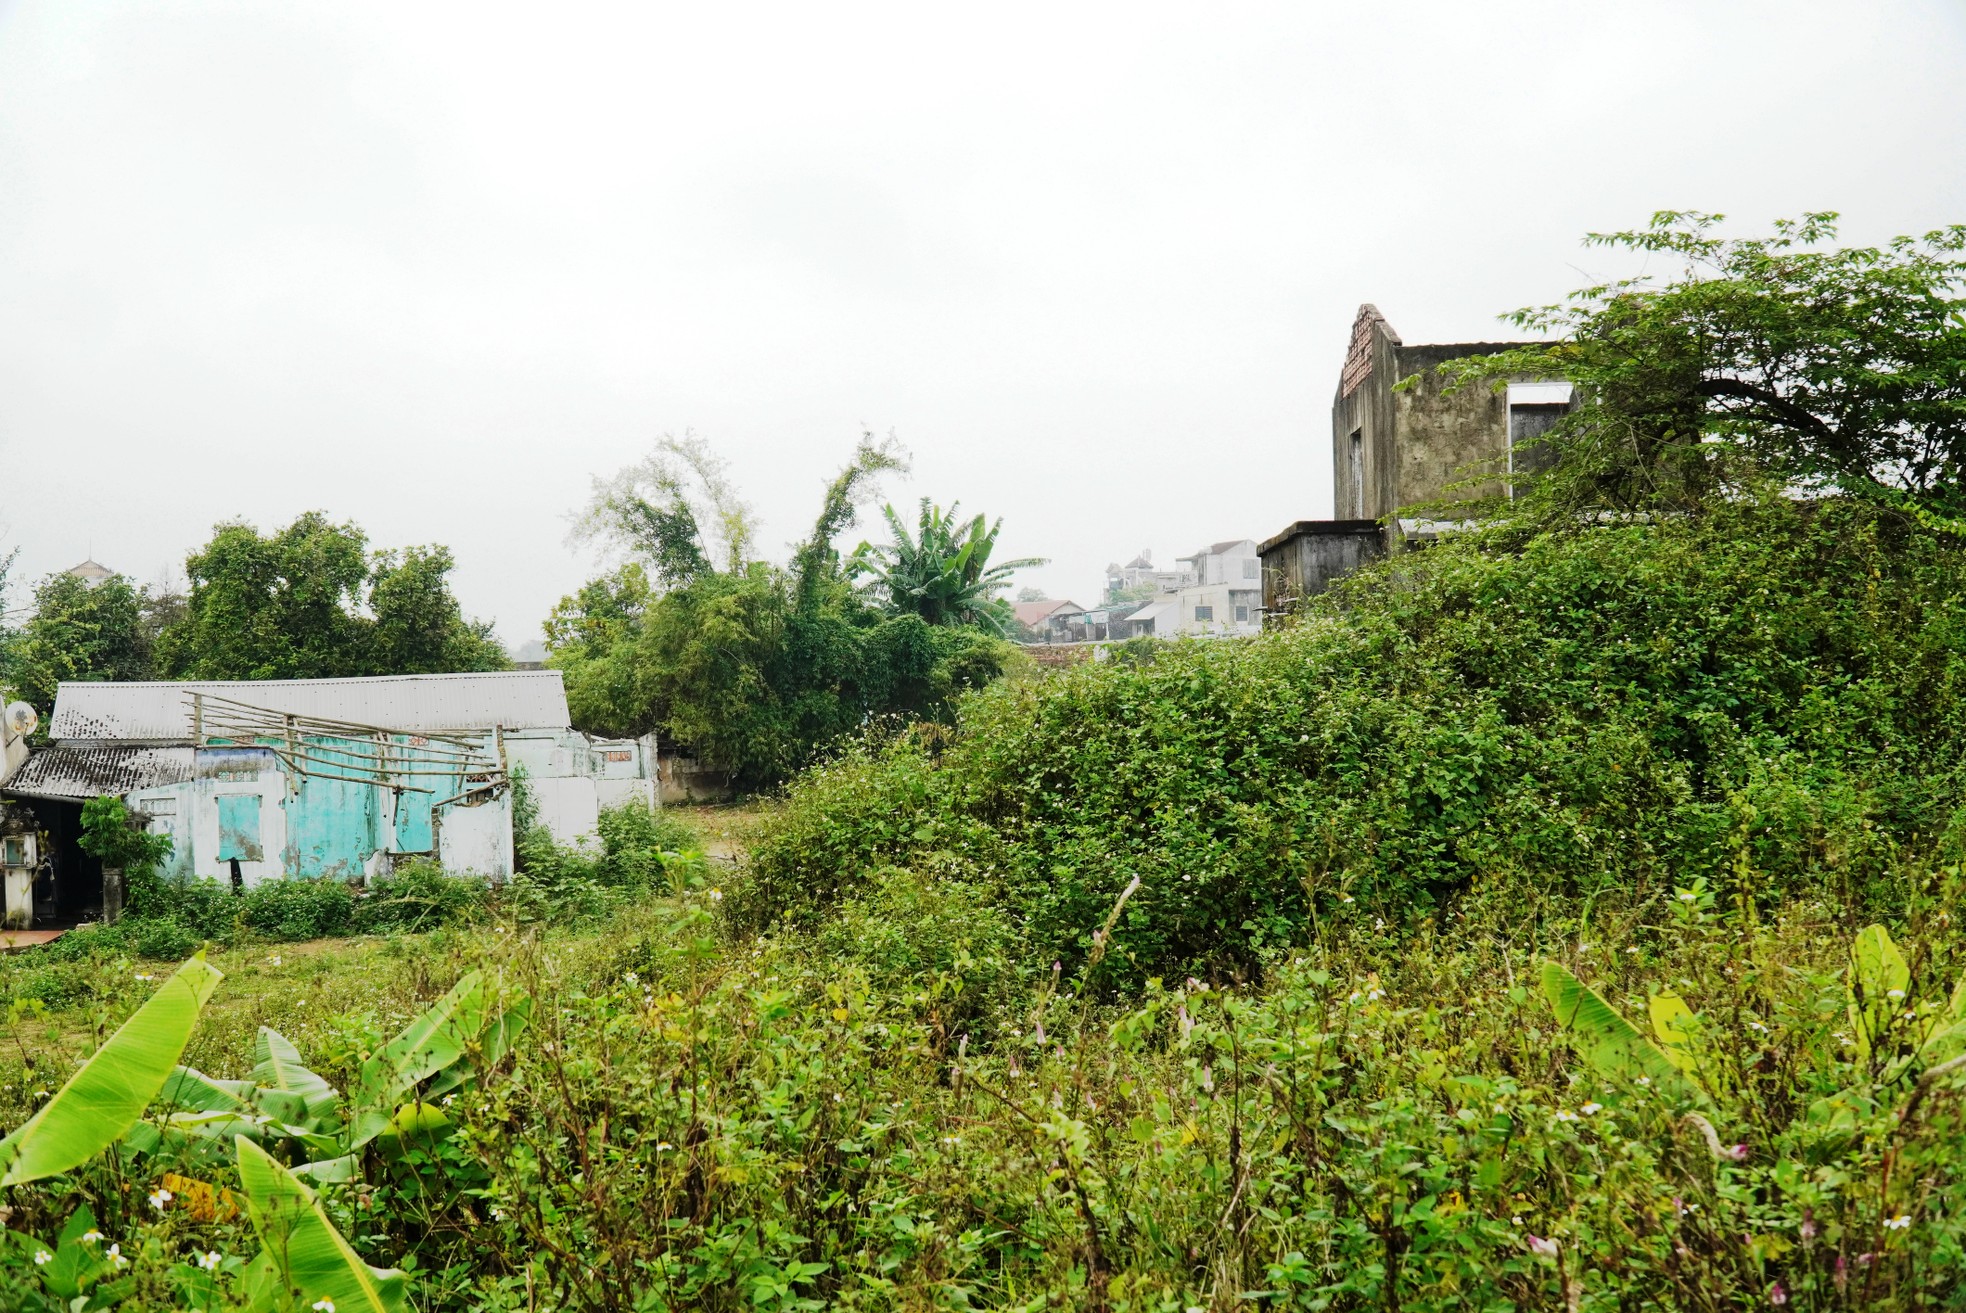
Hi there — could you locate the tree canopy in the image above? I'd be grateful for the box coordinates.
[4,571,153,713]
[1451,212,1966,525]
[154,513,506,681]
[550,435,1020,783]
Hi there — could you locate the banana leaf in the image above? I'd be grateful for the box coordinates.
[252,1027,341,1125]
[159,1066,254,1114]
[363,971,488,1101]
[1847,924,1911,1060]
[1648,992,1700,1075]
[1541,962,1706,1104]
[0,955,223,1186]
[233,1136,407,1313]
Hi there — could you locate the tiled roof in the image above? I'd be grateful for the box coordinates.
[5,745,195,801]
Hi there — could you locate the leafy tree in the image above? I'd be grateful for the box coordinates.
[157,513,506,680]
[550,435,1017,783]
[6,571,151,713]
[849,499,1045,634]
[1453,212,1966,525]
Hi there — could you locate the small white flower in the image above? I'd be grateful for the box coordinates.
[313,1301,337,1313]
[1348,991,1364,1004]
[1887,989,1905,1000]
[1677,892,1697,903]
[441,1095,455,1107]
[623,971,638,985]
[1340,894,1354,904]
[1581,1102,1603,1115]
[149,1187,173,1210]
[491,1206,506,1221]
[268,955,282,966]
[1748,1021,1769,1033]
[197,1250,222,1271]
[1884,1214,1912,1231]
[1626,947,1640,955]
[1510,1215,1522,1225]
[108,1243,128,1269]
[656,1141,673,1151]
[1554,1110,1580,1123]
[32,1249,51,1266]
[1636,1077,1652,1087]
[1367,988,1385,1001]
[80,1230,104,1244]
[134,972,157,981]
[708,889,723,901]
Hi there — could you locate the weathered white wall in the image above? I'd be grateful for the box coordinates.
[529,776,600,848]
[439,796,512,879]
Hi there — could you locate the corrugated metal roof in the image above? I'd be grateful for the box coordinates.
[49,672,572,741]
[5,745,195,801]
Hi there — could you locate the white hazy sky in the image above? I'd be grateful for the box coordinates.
[3,1,1964,644]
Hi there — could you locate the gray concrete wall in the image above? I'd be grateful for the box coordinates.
[1258,520,1386,615]
[1389,342,1520,514]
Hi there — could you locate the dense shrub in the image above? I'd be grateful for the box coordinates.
[746,499,1966,983]
[238,876,357,941]
[355,860,490,933]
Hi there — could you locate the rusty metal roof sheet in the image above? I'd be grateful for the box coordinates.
[49,672,572,741]
[5,744,195,801]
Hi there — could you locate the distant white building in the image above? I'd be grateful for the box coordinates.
[1170,539,1263,636]
[1104,550,1192,601]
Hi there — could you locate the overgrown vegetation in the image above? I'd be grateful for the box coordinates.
[4,863,1966,1309]
[746,496,1966,985]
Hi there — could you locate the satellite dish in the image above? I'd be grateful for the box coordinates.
[5,703,38,739]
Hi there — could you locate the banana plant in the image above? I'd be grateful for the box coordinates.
[0,954,223,1185]
[1847,923,1913,1061]
[142,970,530,1177]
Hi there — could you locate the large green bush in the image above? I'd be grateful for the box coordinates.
[745,499,1966,983]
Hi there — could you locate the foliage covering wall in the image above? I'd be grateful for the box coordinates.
[746,498,1966,983]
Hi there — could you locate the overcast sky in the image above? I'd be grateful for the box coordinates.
[2,0,1963,645]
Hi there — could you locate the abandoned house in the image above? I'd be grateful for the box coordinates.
[1259,304,1573,614]
[0,670,656,929]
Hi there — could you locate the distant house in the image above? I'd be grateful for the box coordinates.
[0,671,656,927]
[63,559,116,587]
[1120,599,1176,637]
[1012,598,1086,643]
[1169,539,1263,636]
